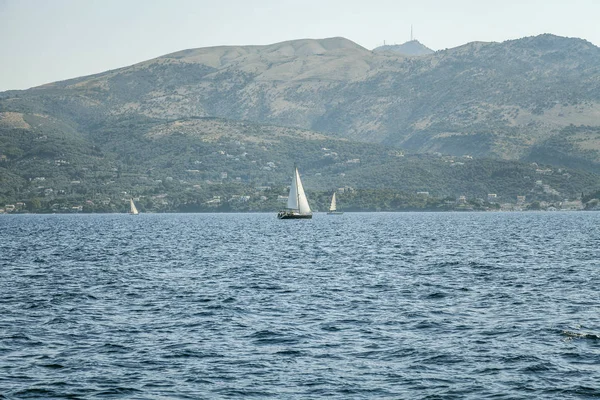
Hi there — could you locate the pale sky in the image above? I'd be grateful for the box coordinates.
[1,0,599,92]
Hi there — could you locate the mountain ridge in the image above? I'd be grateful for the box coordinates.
[373,40,435,56]
[162,36,370,63]
[2,34,600,172]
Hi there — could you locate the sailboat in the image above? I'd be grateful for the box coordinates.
[327,192,343,215]
[129,198,139,215]
[278,166,312,219]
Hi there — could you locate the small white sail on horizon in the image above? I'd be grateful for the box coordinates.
[130,198,139,215]
[327,191,343,215]
[329,192,337,212]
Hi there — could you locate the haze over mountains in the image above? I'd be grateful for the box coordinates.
[2,33,600,210]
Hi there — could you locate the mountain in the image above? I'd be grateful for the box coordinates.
[373,40,435,56]
[2,34,599,169]
[2,34,600,210]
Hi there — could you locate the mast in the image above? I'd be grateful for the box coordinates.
[286,168,297,210]
[296,167,300,212]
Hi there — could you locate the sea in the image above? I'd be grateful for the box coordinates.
[1,212,599,399]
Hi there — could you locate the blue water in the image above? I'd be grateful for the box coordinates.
[1,212,599,399]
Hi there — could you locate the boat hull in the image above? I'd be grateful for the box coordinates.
[327,211,344,215]
[278,211,312,219]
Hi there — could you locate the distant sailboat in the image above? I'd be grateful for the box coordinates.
[278,166,312,219]
[327,192,343,215]
[129,198,139,215]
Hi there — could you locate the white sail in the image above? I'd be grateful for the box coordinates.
[287,170,299,210]
[295,168,311,214]
[286,167,311,214]
[130,198,139,215]
[329,192,337,212]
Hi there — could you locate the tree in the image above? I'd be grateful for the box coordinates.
[28,198,41,211]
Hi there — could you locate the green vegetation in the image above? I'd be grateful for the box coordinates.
[524,125,600,172]
[1,115,599,213]
[2,34,600,212]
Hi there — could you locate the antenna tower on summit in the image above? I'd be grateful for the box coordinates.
[411,25,414,41]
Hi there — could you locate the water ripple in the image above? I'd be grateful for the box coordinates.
[1,212,600,398]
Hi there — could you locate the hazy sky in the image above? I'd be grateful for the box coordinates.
[1,0,599,91]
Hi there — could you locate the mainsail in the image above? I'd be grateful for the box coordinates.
[130,198,139,215]
[286,167,311,214]
[287,170,299,210]
[329,192,337,212]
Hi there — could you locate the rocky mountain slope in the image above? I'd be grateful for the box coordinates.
[2,34,600,171]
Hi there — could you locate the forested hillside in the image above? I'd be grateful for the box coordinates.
[2,34,600,212]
